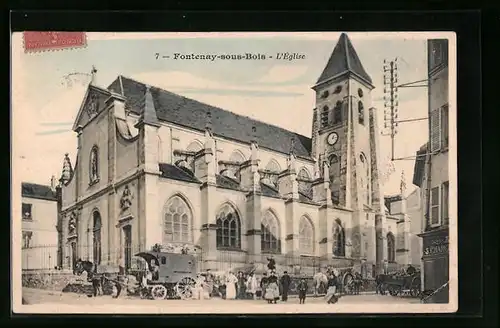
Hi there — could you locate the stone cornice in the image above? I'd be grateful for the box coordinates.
[61,169,142,214]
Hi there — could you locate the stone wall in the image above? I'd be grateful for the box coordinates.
[22,270,76,291]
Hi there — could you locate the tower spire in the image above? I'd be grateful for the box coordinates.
[135,85,160,127]
[314,33,373,88]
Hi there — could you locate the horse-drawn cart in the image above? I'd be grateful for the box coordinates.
[379,271,421,297]
[134,251,198,300]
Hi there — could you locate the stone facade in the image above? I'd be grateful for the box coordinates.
[57,33,405,277]
[21,182,59,270]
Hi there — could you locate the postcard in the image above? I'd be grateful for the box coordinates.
[11,31,457,314]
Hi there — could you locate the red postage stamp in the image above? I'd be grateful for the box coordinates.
[23,32,87,53]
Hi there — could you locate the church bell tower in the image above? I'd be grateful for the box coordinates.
[311,33,387,273]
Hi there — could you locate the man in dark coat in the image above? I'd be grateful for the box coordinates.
[297,278,308,304]
[280,271,291,302]
[260,272,269,300]
[267,257,276,271]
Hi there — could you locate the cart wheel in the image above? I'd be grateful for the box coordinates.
[175,277,196,300]
[151,285,168,300]
[410,277,421,297]
[343,273,354,294]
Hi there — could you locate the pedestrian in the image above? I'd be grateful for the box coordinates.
[325,272,339,304]
[375,274,382,294]
[237,271,246,299]
[260,272,268,300]
[354,272,362,295]
[265,271,279,304]
[280,271,291,302]
[246,272,258,300]
[225,271,237,300]
[298,278,308,304]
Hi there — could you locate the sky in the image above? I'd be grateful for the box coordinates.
[12,32,433,196]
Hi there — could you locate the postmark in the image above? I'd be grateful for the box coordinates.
[23,32,87,53]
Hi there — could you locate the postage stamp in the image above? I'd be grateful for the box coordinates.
[11,32,457,314]
[23,32,87,53]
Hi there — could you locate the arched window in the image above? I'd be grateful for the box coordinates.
[387,232,395,263]
[89,146,99,184]
[299,216,314,255]
[333,101,343,124]
[332,219,345,257]
[163,196,192,243]
[265,159,281,173]
[360,153,370,205]
[321,105,329,127]
[216,204,241,249]
[187,140,203,153]
[92,211,102,265]
[229,150,246,163]
[298,167,311,181]
[358,101,365,125]
[261,211,281,253]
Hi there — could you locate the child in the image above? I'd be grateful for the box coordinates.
[298,278,308,304]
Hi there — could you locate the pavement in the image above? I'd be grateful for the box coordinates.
[19,287,421,313]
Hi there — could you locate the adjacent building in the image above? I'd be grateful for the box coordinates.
[384,183,423,271]
[56,33,411,277]
[21,179,59,270]
[413,39,450,303]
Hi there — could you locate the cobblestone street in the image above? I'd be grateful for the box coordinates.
[20,288,420,313]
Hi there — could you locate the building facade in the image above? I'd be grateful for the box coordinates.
[413,39,450,303]
[384,185,423,270]
[57,33,406,277]
[21,179,59,270]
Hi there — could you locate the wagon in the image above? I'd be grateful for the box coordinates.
[379,271,421,297]
[134,251,198,300]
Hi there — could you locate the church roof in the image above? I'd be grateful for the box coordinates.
[159,163,200,184]
[315,33,373,86]
[107,76,313,159]
[21,182,57,201]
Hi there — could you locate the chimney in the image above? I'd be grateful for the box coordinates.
[50,175,57,191]
[239,126,260,192]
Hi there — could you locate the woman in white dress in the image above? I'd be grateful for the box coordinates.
[225,271,237,300]
[246,272,258,300]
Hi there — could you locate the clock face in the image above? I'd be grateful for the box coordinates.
[327,132,339,145]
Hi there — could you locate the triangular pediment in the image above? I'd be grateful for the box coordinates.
[72,84,112,131]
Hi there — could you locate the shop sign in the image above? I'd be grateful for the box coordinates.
[423,235,449,256]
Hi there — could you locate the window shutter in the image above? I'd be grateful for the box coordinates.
[430,108,441,152]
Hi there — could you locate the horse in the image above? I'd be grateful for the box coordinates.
[312,271,328,297]
[73,259,105,297]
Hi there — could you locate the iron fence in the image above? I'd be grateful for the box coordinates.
[22,244,59,270]
[22,245,418,277]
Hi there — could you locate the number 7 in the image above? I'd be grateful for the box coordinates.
[155,53,159,60]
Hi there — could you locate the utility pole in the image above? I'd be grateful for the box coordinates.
[382,58,399,161]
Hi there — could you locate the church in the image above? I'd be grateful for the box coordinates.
[57,33,411,277]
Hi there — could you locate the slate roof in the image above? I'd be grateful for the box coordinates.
[260,183,281,198]
[107,76,312,158]
[21,182,57,201]
[315,33,373,86]
[158,163,200,184]
[216,174,241,190]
